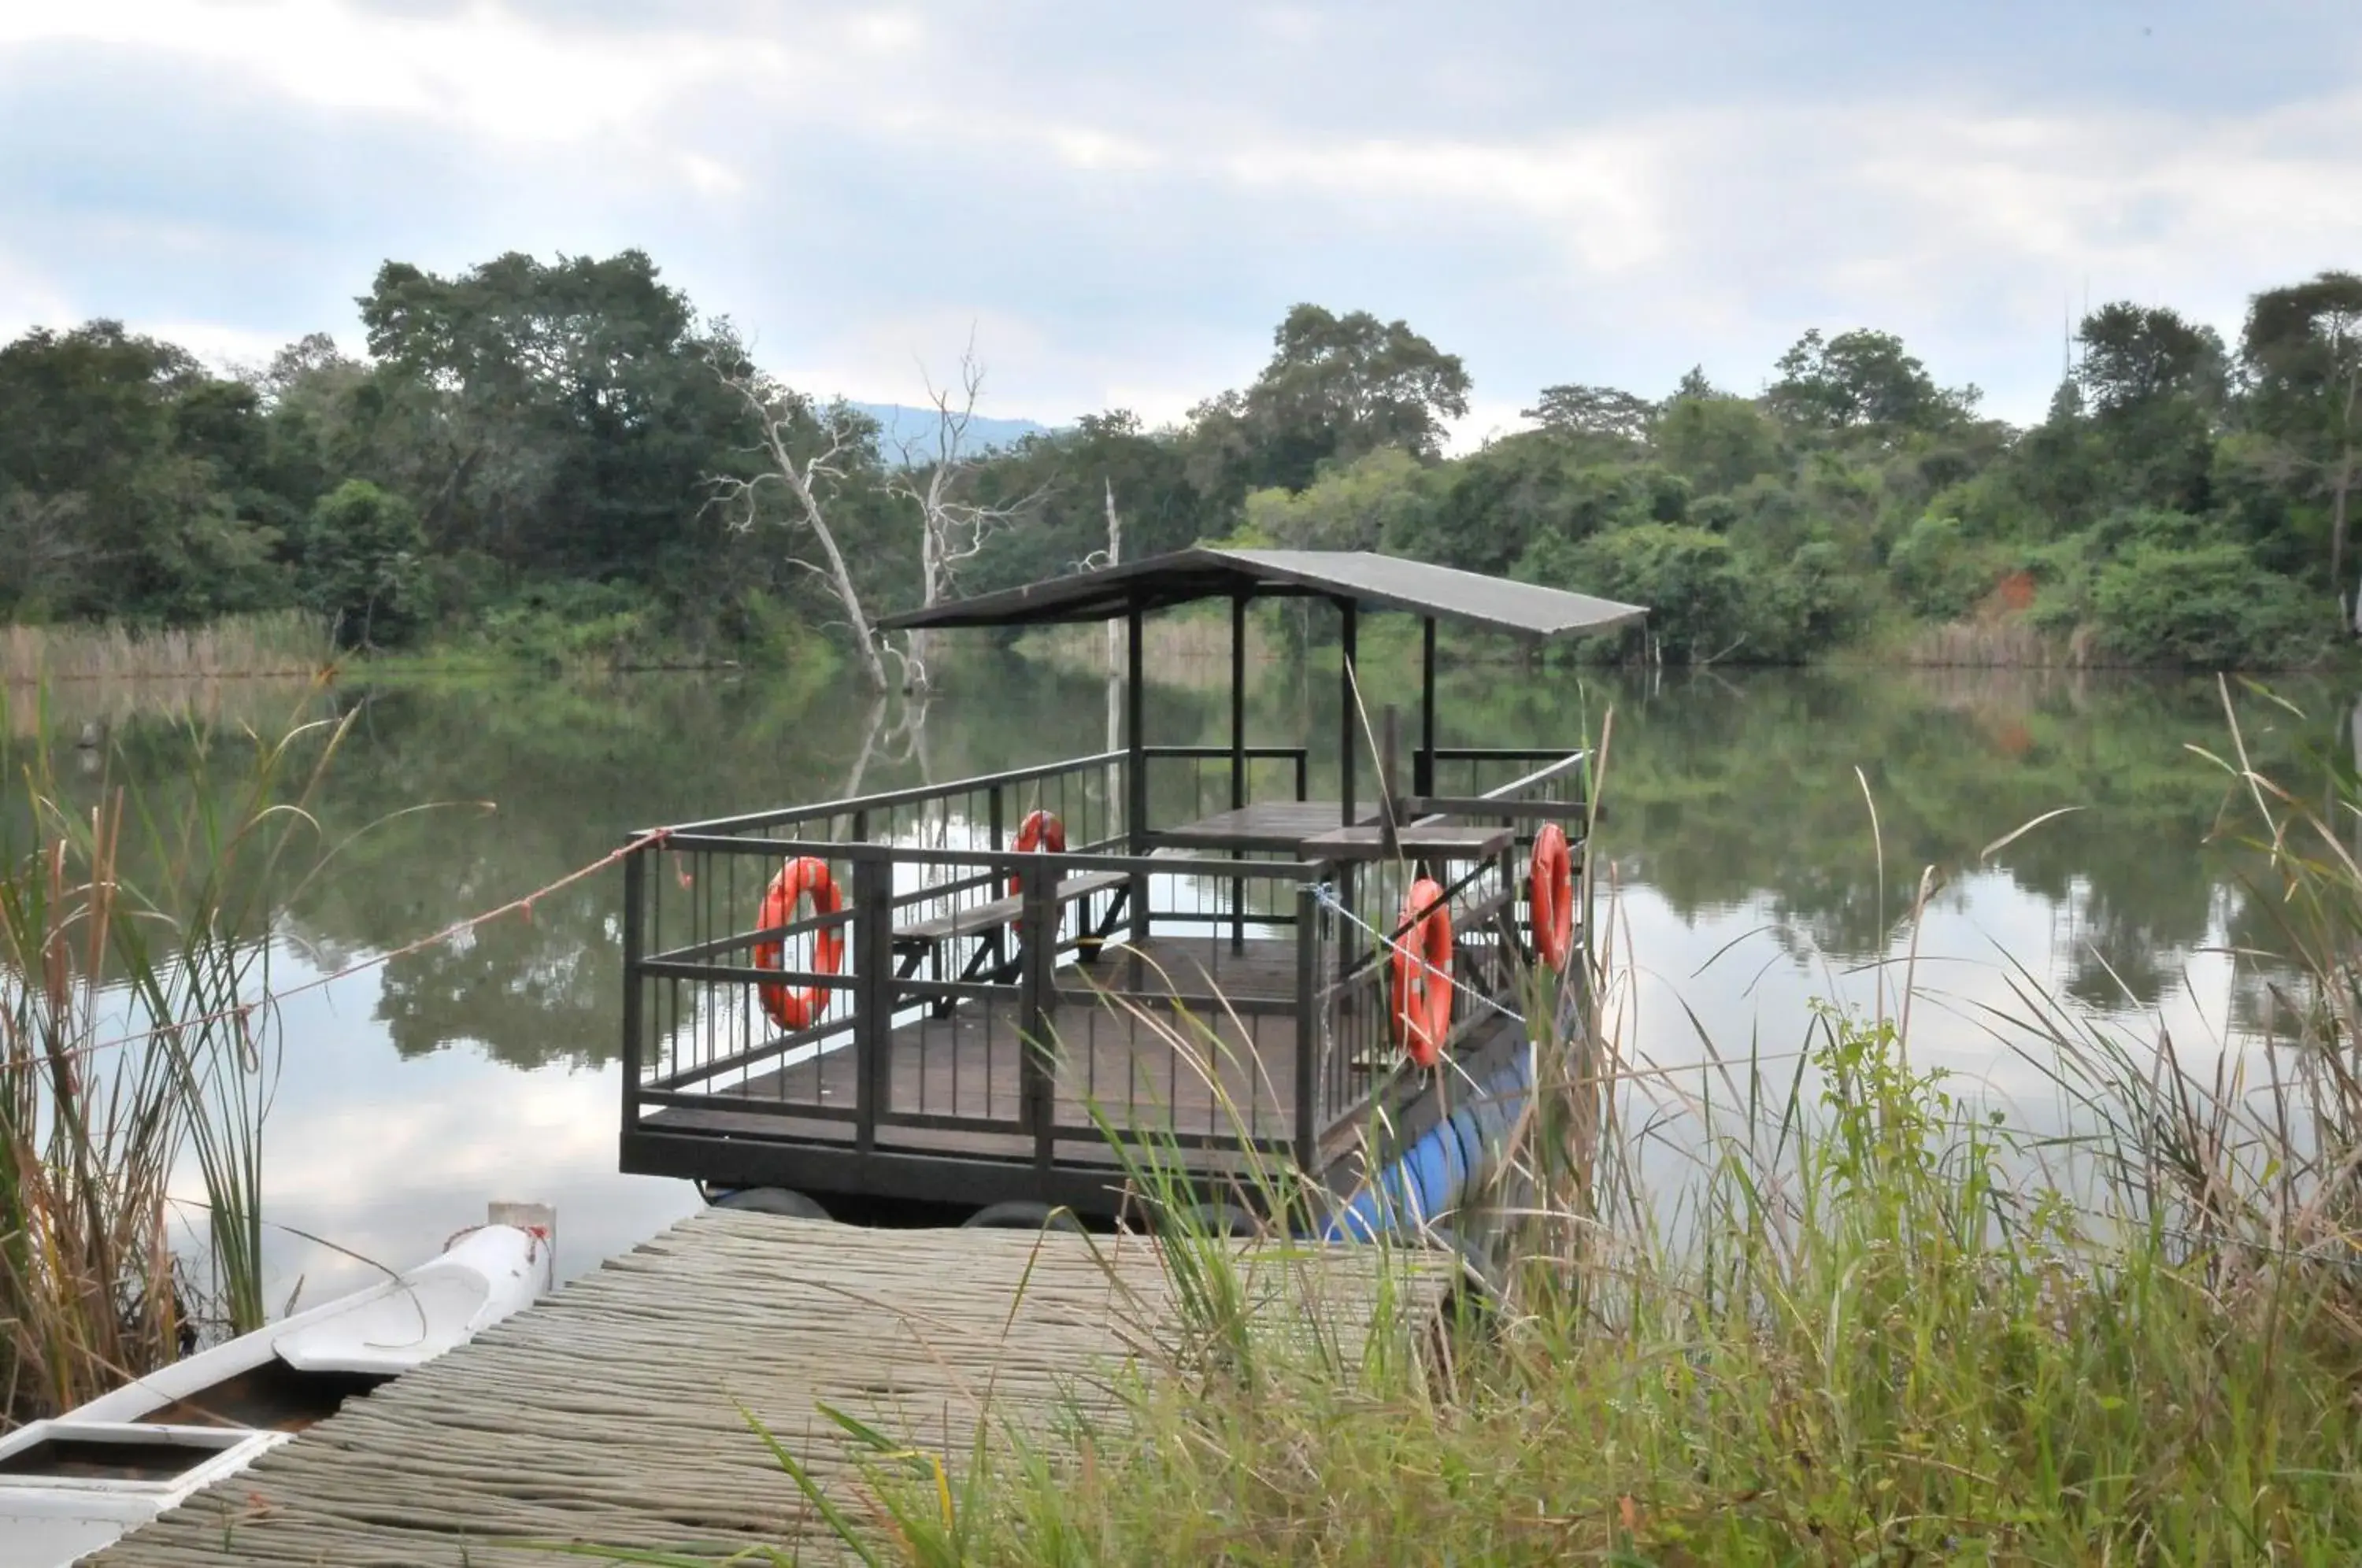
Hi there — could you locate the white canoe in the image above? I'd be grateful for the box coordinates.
[0,1203,556,1568]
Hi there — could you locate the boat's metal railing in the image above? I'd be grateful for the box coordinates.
[623,832,1328,1163]
[618,742,1591,1193]
[1300,747,1594,1169]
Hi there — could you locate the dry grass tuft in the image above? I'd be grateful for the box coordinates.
[2,612,335,688]
[550,686,2362,1566]
[1,684,353,1428]
[1896,616,2081,668]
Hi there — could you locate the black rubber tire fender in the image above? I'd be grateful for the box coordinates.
[962,1200,1086,1233]
[706,1185,833,1222]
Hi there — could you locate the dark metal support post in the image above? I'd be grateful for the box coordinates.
[1335,599,1360,996]
[1020,870,1057,1171]
[1418,616,1437,797]
[1230,596,1247,813]
[1124,603,1150,960]
[1230,594,1248,952]
[1338,598,1358,830]
[1294,882,1320,1183]
[1126,602,1146,851]
[988,785,1008,968]
[1379,704,1401,861]
[853,854,893,1154]
[620,842,645,1133]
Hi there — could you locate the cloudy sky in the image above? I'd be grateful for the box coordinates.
[4,0,2359,441]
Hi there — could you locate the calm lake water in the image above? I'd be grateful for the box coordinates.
[36,653,2349,1304]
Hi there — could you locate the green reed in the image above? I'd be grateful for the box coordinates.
[0,682,354,1427]
[565,689,2362,1564]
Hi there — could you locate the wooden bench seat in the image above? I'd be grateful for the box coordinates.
[891,871,1136,1006]
[894,871,1130,943]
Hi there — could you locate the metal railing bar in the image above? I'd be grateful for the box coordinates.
[1052,986,1296,1014]
[644,1027,853,1090]
[647,750,1127,837]
[638,1089,861,1122]
[1430,745,1590,762]
[642,908,857,965]
[1407,796,1589,822]
[638,957,862,988]
[657,838,1331,880]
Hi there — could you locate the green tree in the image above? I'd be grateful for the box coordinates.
[2090,541,2323,668]
[302,479,433,649]
[0,321,287,621]
[1238,446,1435,552]
[0,492,90,618]
[1187,305,1469,498]
[2240,272,2362,624]
[962,411,1207,601]
[1522,523,1749,663]
[1523,383,1653,446]
[356,250,759,590]
[1886,513,1994,619]
[2069,302,2223,512]
[1768,328,1975,437]
[2077,303,2226,414]
[1653,393,1783,494]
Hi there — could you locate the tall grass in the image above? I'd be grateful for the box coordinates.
[0,683,354,1427]
[1,675,328,743]
[1893,616,2084,668]
[572,687,2362,1564]
[1015,611,1276,675]
[1,612,335,687]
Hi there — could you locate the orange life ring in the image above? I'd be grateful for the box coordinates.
[1529,821,1575,971]
[1006,808,1066,900]
[753,856,844,1031]
[1389,878,1455,1068]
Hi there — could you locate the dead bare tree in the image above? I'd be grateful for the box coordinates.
[709,364,892,693]
[888,344,1042,690]
[840,695,931,806]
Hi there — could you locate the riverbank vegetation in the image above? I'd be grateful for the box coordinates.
[2,610,332,688]
[3,252,2358,675]
[0,694,343,1426]
[694,690,2362,1563]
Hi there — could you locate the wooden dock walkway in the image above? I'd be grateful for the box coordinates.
[94,1210,1449,1565]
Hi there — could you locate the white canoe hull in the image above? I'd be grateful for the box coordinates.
[0,1203,555,1568]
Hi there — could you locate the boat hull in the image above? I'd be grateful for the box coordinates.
[0,1204,556,1568]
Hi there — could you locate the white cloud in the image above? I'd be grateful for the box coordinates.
[0,246,74,339]
[679,153,745,198]
[1049,127,1163,173]
[3,2,2360,424]
[124,320,292,376]
[1220,133,1671,273]
[844,9,924,55]
[1443,398,1538,457]
[0,0,761,143]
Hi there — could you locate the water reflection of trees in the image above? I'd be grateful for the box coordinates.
[288,660,1190,1067]
[40,656,2351,1066]
[1426,663,2342,1014]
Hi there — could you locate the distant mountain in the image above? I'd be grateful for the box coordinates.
[850,402,1051,460]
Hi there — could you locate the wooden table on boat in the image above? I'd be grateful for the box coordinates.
[1157,801,1514,862]
[92,1209,1452,1566]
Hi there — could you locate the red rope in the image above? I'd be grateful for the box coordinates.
[40,827,672,1067]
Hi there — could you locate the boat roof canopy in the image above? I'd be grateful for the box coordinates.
[876,548,1648,639]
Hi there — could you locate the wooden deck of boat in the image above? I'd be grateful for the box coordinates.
[651,934,1354,1152]
[93,1209,1449,1566]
